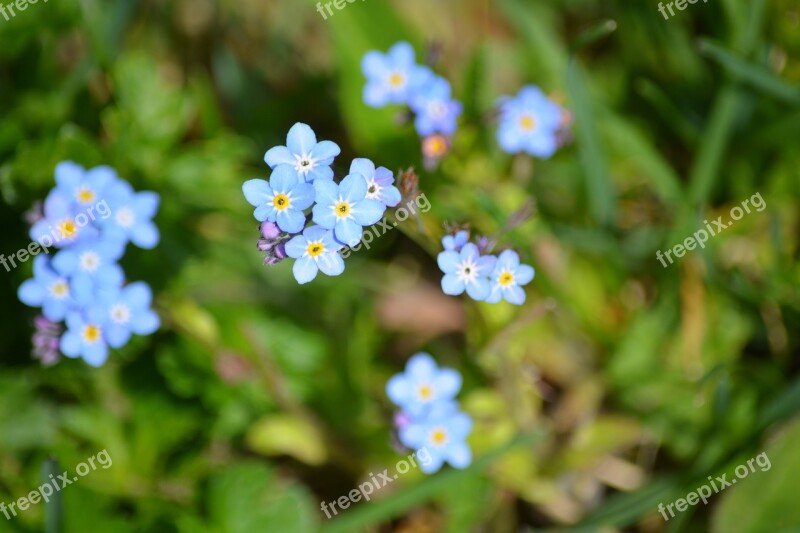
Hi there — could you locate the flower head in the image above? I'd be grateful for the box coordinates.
[398,401,473,474]
[486,250,535,305]
[410,76,462,136]
[53,162,118,210]
[30,190,99,249]
[18,256,76,321]
[264,123,341,183]
[312,172,385,246]
[90,282,160,349]
[441,230,469,252]
[99,180,160,249]
[59,311,109,367]
[362,42,433,107]
[386,352,462,417]
[437,243,497,301]
[51,236,125,305]
[242,166,315,233]
[284,226,345,284]
[497,85,563,158]
[349,158,401,208]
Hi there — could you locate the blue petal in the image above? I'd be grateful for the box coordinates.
[292,256,318,284]
[133,191,160,219]
[418,452,445,474]
[476,255,497,275]
[399,424,427,449]
[43,298,70,321]
[381,185,401,207]
[305,166,334,183]
[348,158,376,180]
[304,225,329,243]
[18,280,45,307]
[313,178,339,206]
[264,146,295,167]
[242,179,273,206]
[312,203,336,229]
[106,325,131,349]
[310,141,340,162]
[445,443,472,469]
[363,83,389,108]
[361,50,389,79]
[339,173,368,203]
[317,252,345,276]
[60,331,82,357]
[441,273,465,295]
[284,235,308,259]
[435,369,462,399]
[72,274,94,306]
[290,182,315,210]
[466,278,491,301]
[254,204,275,222]
[505,285,527,305]
[270,165,297,193]
[276,209,306,234]
[406,353,437,380]
[386,375,411,406]
[82,342,108,367]
[334,218,363,247]
[130,222,160,249]
[95,264,124,289]
[130,309,160,334]
[55,161,84,189]
[460,243,480,261]
[485,285,503,304]
[437,251,460,274]
[388,41,415,66]
[449,412,474,439]
[515,264,535,285]
[286,123,317,156]
[351,199,384,226]
[497,249,519,270]
[124,282,153,309]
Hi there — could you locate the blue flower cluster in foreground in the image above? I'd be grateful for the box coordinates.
[496,85,570,159]
[387,353,472,474]
[243,123,402,284]
[18,162,160,367]
[437,230,535,305]
[361,42,462,164]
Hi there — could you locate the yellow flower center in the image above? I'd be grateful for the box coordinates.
[77,187,95,203]
[273,193,290,211]
[82,324,101,344]
[499,272,515,286]
[58,220,77,238]
[335,201,350,218]
[418,385,433,400]
[430,428,448,446]
[423,135,448,158]
[50,281,69,298]
[519,114,536,131]
[388,71,405,87]
[307,242,324,257]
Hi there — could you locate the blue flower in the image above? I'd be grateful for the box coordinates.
[312,172,384,246]
[486,250,535,305]
[437,243,497,301]
[361,42,433,107]
[18,255,76,321]
[386,352,462,417]
[30,190,99,249]
[398,401,473,474]
[441,230,469,252]
[53,161,119,210]
[264,123,341,183]
[91,282,160,349]
[99,180,160,249]
[242,166,315,233]
[284,226,345,284]
[349,158,401,208]
[410,76,462,136]
[51,237,125,306]
[497,85,563,158]
[59,311,109,367]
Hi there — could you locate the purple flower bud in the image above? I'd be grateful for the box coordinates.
[257,238,274,252]
[259,221,281,240]
[274,242,287,260]
[393,411,412,430]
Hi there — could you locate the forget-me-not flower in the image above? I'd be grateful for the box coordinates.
[437,243,496,301]
[312,173,384,246]
[398,401,473,474]
[53,162,118,210]
[51,237,125,305]
[361,42,433,107]
[100,180,160,249]
[284,226,345,284]
[349,158,401,208]
[242,166,315,233]
[386,352,462,417]
[59,311,109,367]
[497,85,563,158]
[91,282,160,349]
[264,123,341,183]
[18,256,76,321]
[486,250,535,305]
[410,76,462,136]
[30,190,99,248]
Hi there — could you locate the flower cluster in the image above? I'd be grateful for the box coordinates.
[437,229,535,305]
[243,123,403,284]
[361,42,462,166]
[386,353,472,474]
[18,162,161,367]
[496,85,572,159]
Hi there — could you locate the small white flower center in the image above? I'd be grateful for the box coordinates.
[365,180,382,200]
[293,153,318,176]
[79,251,101,273]
[456,258,479,284]
[49,280,70,299]
[428,100,447,118]
[116,207,135,228]
[110,303,131,325]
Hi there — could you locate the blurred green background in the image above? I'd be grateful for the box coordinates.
[1,0,799,531]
